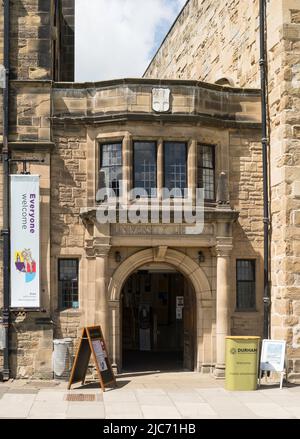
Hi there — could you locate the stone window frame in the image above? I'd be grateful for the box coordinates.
[195,135,222,207]
[133,140,158,198]
[94,132,224,205]
[99,141,123,197]
[163,140,188,197]
[95,135,125,202]
[57,256,81,312]
[197,143,216,202]
[235,258,257,312]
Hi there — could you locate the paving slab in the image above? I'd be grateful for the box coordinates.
[103,391,137,402]
[135,394,174,406]
[173,402,217,418]
[141,405,181,419]
[0,393,35,418]
[66,402,105,419]
[28,401,69,418]
[245,402,292,419]
[167,391,205,403]
[35,391,66,402]
[104,402,143,419]
[284,407,300,419]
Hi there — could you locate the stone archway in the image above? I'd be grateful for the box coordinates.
[108,248,212,372]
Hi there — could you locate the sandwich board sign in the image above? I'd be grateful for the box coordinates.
[259,339,287,389]
[68,326,116,391]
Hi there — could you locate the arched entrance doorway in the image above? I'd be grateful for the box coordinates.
[121,265,196,372]
[108,248,212,373]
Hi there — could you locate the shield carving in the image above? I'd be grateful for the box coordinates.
[152,88,171,112]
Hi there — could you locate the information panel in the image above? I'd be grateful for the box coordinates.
[260,339,286,372]
[10,175,40,308]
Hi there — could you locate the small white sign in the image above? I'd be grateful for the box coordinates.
[0,65,6,89]
[0,325,5,350]
[152,88,171,112]
[176,296,184,308]
[260,339,286,372]
[176,307,183,320]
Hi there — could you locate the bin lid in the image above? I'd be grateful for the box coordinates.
[226,336,261,339]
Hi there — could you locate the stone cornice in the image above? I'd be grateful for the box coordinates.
[80,206,239,225]
[53,77,260,95]
[52,113,261,130]
[52,79,261,128]
[8,141,55,151]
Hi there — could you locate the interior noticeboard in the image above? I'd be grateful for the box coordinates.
[68,326,116,391]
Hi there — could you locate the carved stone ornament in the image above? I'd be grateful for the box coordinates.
[152,88,171,112]
[85,240,111,258]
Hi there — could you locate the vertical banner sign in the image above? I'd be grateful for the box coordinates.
[10,175,40,308]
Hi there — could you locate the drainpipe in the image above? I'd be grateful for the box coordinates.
[259,0,270,340]
[1,0,10,381]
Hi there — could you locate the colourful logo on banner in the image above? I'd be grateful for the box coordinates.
[14,249,36,283]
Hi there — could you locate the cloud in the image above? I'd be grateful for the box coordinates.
[75,0,187,82]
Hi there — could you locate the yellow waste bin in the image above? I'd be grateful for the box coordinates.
[225,336,261,391]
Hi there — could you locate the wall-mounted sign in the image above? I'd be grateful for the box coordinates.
[152,88,171,112]
[10,175,40,308]
[176,296,184,308]
[176,307,183,320]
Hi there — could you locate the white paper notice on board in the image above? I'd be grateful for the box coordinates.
[10,175,40,308]
[260,339,286,373]
[92,339,108,372]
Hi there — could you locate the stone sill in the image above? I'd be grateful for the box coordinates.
[57,309,82,318]
[233,310,260,316]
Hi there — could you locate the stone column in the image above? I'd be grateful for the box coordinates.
[157,138,163,199]
[84,244,110,343]
[95,245,111,343]
[188,139,197,203]
[214,242,232,377]
[123,133,132,202]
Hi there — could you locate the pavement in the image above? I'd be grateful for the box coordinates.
[0,371,300,419]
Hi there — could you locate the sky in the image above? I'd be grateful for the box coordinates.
[75,0,187,82]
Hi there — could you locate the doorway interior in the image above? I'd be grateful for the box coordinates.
[121,266,195,372]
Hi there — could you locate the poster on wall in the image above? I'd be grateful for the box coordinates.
[10,175,40,308]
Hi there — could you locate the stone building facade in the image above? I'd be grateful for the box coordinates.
[0,0,297,381]
[145,0,300,381]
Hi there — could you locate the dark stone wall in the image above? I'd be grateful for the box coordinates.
[57,0,75,82]
[10,0,53,80]
[6,0,74,81]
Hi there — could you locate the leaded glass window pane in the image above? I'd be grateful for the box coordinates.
[164,142,187,194]
[99,143,122,197]
[236,260,256,311]
[134,142,157,197]
[197,144,215,201]
[58,259,79,310]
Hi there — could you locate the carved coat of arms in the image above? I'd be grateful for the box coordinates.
[152,88,171,112]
